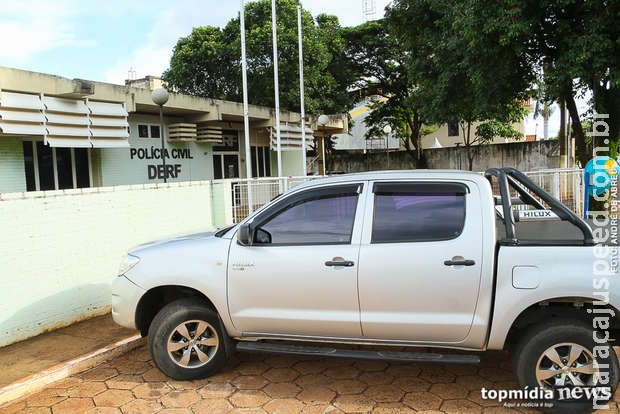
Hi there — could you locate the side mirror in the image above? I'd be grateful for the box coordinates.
[237,223,253,246]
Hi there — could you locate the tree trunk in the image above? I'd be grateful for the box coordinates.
[543,102,549,140]
[559,99,567,167]
[566,94,588,167]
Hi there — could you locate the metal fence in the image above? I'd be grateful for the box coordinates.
[231,176,324,223]
[228,168,587,223]
[522,168,584,216]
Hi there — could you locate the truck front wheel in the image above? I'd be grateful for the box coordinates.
[513,319,619,413]
[148,298,229,380]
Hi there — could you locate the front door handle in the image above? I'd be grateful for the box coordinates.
[444,259,476,266]
[325,260,355,267]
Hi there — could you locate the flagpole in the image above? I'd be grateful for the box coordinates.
[240,0,254,213]
[297,4,307,176]
[272,0,283,191]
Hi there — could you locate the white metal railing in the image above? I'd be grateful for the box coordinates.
[231,176,324,223]
[229,168,588,223]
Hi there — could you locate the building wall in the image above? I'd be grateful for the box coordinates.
[421,121,525,149]
[0,137,27,193]
[0,180,234,347]
[99,115,215,186]
[329,140,561,172]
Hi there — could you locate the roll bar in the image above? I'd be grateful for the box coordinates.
[484,167,596,246]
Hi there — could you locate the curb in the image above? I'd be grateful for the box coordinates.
[0,334,145,407]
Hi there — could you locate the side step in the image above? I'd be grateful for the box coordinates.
[236,342,480,365]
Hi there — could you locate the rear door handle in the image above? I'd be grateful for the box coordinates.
[325,260,355,267]
[444,259,476,266]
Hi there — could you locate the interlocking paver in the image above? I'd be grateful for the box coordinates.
[160,390,201,408]
[263,368,299,383]
[402,391,443,411]
[263,382,301,398]
[296,385,336,405]
[51,397,94,414]
[333,394,375,413]
[328,379,367,395]
[6,345,620,414]
[105,374,143,390]
[83,408,122,414]
[133,382,172,399]
[82,367,119,382]
[16,408,51,414]
[440,398,483,413]
[191,398,233,414]
[66,381,107,397]
[120,398,162,414]
[263,398,304,414]
[229,390,270,408]
[363,384,404,402]
[93,389,134,407]
[198,382,236,399]
[372,402,416,413]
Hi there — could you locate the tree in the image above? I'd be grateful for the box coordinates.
[387,0,619,166]
[345,20,428,166]
[163,0,356,116]
[163,26,237,100]
[385,0,527,170]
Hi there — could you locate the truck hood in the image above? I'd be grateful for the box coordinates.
[129,231,215,256]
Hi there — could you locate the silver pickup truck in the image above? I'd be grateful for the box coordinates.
[112,168,619,411]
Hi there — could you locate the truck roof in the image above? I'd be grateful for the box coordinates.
[294,170,487,191]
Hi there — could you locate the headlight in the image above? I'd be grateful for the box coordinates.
[118,253,140,275]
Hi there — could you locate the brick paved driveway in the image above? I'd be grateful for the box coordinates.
[1,345,618,414]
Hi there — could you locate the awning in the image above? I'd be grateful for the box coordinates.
[269,124,313,151]
[0,91,130,148]
[0,92,47,135]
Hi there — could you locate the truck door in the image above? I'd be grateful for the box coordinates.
[227,183,366,338]
[357,181,483,343]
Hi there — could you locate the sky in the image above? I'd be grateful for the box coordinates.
[0,0,390,85]
[1,0,563,137]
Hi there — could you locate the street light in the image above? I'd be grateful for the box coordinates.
[317,115,329,175]
[383,124,392,169]
[151,88,169,183]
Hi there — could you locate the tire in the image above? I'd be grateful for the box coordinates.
[512,318,619,413]
[147,298,229,380]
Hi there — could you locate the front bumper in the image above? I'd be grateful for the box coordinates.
[111,275,146,330]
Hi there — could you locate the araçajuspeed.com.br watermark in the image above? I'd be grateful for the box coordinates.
[588,111,618,410]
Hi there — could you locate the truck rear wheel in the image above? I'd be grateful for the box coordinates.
[512,319,619,413]
[148,298,229,380]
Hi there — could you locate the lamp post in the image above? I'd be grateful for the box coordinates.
[317,115,328,175]
[383,124,392,169]
[151,88,169,183]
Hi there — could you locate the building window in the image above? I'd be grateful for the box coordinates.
[251,146,271,177]
[137,124,162,138]
[22,141,91,191]
[448,122,460,137]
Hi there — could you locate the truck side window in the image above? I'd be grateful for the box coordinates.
[371,182,467,243]
[255,185,359,245]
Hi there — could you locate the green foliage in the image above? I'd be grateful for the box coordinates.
[345,20,428,164]
[476,120,524,144]
[385,0,619,166]
[385,0,529,151]
[163,0,356,115]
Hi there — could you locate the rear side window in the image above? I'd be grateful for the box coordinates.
[371,182,467,243]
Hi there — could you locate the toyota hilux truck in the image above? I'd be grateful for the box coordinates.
[112,168,620,412]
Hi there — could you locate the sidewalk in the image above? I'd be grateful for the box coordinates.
[0,314,141,406]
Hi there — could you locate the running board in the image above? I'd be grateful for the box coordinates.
[236,342,480,364]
